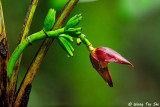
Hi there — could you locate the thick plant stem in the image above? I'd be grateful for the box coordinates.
[14,0,79,106]
[8,28,64,79]
[0,0,10,106]
[9,0,39,106]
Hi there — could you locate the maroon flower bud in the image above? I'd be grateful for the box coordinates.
[90,47,133,87]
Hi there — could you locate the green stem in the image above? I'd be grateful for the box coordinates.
[79,34,94,51]
[7,28,64,79]
[13,1,79,106]
[9,0,39,106]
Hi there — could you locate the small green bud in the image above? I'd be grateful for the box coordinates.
[65,27,82,37]
[64,38,74,52]
[43,8,56,31]
[65,14,83,30]
[58,37,73,56]
[66,13,82,25]
[59,34,73,42]
[77,38,81,45]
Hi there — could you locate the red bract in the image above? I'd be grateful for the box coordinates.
[90,47,133,87]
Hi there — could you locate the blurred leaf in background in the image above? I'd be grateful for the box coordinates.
[48,0,68,11]
[48,0,98,11]
[117,0,160,21]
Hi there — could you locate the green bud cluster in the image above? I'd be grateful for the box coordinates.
[65,13,83,30]
[65,27,82,37]
[7,8,93,79]
[56,14,83,56]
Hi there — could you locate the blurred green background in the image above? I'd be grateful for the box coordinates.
[2,0,160,106]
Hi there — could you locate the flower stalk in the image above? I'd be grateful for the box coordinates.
[9,0,39,106]
[1,0,134,106]
[79,34,94,51]
[13,1,79,106]
[7,10,83,79]
[7,28,66,78]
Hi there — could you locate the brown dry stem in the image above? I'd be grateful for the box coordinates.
[0,0,10,106]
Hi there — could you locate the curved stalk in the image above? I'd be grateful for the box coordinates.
[9,0,39,106]
[14,1,79,105]
[8,31,94,79]
[79,34,94,51]
[7,28,64,78]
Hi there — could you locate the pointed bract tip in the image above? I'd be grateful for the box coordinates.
[120,58,134,67]
[127,62,134,67]
[108,83,113,87]
[119,58,134,68]
[93,47,134,68]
